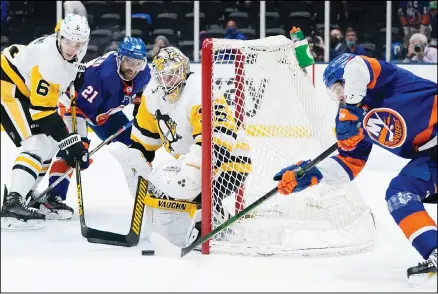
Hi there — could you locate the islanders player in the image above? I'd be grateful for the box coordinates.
[0,14,91,230]
[274,53,437,284]
[32,36,151,220]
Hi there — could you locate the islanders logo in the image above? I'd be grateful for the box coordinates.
[363,108,407,149]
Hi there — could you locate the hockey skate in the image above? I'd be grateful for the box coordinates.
[1,191,46,231]
[27,191,74,220]
[407,249,437,288]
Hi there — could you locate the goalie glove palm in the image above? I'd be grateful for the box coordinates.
[273,160,323,195]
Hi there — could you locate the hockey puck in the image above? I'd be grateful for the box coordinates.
[141,250,155,256]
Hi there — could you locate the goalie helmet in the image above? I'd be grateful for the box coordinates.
[151,46,190,103]
[55,14,90,62]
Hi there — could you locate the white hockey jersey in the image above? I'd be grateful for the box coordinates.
[131,74,251,173]
[1,34,84,121]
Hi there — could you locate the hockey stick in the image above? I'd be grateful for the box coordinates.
[27,120,134,207]
[86,175,148,247]
[70,82,89,237]
[68,83,147,247]
[180,142,339,257]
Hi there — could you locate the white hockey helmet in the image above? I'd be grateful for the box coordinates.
[152,46,190,103]
[55,14,90,61]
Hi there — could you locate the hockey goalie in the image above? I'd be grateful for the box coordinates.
[110,46,251,249]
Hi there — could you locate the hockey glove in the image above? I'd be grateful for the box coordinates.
[58,134,91,170]
[273,160,323,195]
[336,105,365,151]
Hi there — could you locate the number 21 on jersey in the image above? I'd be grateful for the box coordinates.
[81,85,98,103]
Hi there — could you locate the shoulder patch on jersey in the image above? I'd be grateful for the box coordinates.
[363,108,407,149]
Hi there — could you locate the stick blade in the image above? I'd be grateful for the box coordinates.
[180,247,191,258]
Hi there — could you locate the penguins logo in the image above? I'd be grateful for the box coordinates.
[155,109,182,152]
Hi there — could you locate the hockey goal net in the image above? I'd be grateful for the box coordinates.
[201,36,376,257]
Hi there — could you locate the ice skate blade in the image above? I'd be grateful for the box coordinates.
[408,272,437,289]
[1,217,45,231]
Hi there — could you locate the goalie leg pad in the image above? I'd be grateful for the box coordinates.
[144,195,201,248]
[108,142,152,198]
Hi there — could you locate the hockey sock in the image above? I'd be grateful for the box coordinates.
[10,152,43,197]
[31,159,52,192]
[48,157,73,201]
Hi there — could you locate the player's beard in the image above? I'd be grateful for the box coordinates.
[121,68,137,81]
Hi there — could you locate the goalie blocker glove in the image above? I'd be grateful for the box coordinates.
[58,133,90,169]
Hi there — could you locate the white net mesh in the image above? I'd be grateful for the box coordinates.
[203,36,376,257]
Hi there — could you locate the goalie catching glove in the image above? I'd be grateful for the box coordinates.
[58,133,91,169]
[148,144,202,202]
[273,160,323,195]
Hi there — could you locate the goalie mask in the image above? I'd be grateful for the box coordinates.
[152,47,190,104]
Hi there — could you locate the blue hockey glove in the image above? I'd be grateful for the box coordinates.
[273,160,323,195]
[336,104,366,151]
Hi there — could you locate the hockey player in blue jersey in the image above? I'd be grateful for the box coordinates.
[274,53,437,284]
[29,36,151,220]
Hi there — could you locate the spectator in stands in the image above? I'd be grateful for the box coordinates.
[147,35,170,60]
[63,1,87,18]
[329,28,344,60]
[335,27,367,57]
[225,20,245,40]
[430,1,437,47]
[403,32,437,63]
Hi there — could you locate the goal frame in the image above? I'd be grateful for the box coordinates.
[200,37,318,255]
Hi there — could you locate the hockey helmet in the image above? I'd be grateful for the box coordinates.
[117,36,148,80]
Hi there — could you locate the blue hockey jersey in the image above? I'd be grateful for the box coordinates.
[330,56,437,181]
[73,51,151,126]
[398,1,430,28]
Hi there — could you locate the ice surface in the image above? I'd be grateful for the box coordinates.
[1,133,436,292]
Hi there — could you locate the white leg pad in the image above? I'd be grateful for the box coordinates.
[107,142,152,198]
[149,206,201,248]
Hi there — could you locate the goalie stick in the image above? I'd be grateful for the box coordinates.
[86,176,148,247]
[180,142,339,257]
[67,83,147,247]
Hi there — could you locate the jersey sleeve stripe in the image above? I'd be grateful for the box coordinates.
[131,125,162,148]
[1,54,30,98]
[359,56,381,89]
[214,126,238,140]
[213,137,234,152]
[131,133,162,152]
[332,154,366,180]
[133,120,161,139]
[30,109,56,121]
[413,95,437,150]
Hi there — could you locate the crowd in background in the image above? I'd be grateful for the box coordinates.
[0,1,437,63]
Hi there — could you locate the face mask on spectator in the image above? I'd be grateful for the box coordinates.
[346,40,356,48]
[330,36,343,48]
